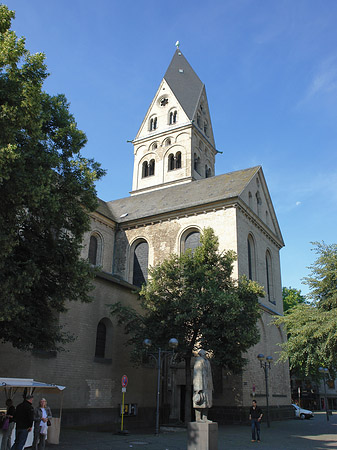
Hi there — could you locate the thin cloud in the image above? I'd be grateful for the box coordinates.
[298,56,337,106]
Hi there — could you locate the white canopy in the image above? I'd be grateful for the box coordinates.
[0,378,65,391]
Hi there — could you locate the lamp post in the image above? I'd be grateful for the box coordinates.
[143,338,178,435]
[257,354,273,427]
[318,367,329,422]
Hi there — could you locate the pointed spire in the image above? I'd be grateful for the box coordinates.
[164,50,204,120]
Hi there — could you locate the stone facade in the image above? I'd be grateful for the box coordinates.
[0,49,293,429]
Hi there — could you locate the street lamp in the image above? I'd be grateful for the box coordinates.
[318,367,330,422]
[257,354,273,427]
[143,338,178,435]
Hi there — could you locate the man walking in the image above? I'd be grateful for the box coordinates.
[249,399,263,443]
[11,394,34,450]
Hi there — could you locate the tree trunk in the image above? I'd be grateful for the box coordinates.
[184,355,192,424]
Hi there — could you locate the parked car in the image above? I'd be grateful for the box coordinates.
[292,404,314,419]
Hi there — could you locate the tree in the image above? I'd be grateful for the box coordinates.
[282,286,306,313]
[0,5,105,351]
[109,227,264,423]
[275,242,337,378]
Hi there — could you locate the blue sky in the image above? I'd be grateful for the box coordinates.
[4,0,337,296]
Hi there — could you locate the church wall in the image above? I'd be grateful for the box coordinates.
[0,276,157,429]
[114,206,239,283]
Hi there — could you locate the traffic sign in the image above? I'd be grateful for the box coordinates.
[122,375,128,387]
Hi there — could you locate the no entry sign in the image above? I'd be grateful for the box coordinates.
[121,375,128,388]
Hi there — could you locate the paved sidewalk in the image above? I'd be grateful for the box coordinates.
[49,412,337,450]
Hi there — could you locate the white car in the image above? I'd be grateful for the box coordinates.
[292,404,314,419]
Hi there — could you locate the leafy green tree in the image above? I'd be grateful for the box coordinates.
[275,242,337,378]
[0,5,105,351]
[282,286,306,313]
[110,227,264,423]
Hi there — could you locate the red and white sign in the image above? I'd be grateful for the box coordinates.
[121,375,128,388]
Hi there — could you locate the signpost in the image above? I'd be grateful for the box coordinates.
[121,375,128,433]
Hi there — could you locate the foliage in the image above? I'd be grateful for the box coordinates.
[0,5,105,351]
[275,242,337,378]
[109,227,264,422]
[282,286,306,313]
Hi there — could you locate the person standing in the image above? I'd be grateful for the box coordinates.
[32,398,52,450]
[1,399,16,450]
[10,395,34,450]
[249,400,263,443]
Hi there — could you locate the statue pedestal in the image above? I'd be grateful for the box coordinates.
[187,422,218,450]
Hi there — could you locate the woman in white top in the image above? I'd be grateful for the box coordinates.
[32,398,52,450]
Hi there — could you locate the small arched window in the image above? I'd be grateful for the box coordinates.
[194,153,200,174]
[204,120,208,136]
[176,152,181,169]
[88,235,98,265]
[132,241,149,287]
[247,234,256,280]
[88,233,102,266]
[95,321,106,358]
[265,250,274,303]
[149,159,155,176]
[168,154,175,171]
[94,318,113,360]
[256,191,262,216]
[197,113,202,128]
[150,117,157,131]
[169,110,177,125]
[248,192,253,209]
[165,138,172,146]
[142,161,149,178]
[205,166,211,178]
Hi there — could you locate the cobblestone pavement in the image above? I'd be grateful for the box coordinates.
[47,412,337,450]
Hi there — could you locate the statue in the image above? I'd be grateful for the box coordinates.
[193,349,213,422]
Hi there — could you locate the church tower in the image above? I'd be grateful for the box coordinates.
[131,49,217,196]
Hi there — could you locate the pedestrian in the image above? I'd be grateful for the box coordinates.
[249,399,263,443]
[32,398,52,450]
[10,394,34,450]
[1,399,16,450]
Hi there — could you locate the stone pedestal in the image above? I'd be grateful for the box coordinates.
[187,422,218,450]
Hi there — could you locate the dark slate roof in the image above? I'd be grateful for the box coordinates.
[102,166,260,223]
[164,50,204,120]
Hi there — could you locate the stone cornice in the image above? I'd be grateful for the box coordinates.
[90,211,116,230]
[235,199,284,249]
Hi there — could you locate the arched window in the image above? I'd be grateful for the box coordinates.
[88,235,98,265]
[149,159,155,176]
[132,241,149,287]
[183,230,201,254]
[256,191,262,216]
[165,138,171,146]
[265,250,274,303]
[95,321,106,358]
[205,165,211,178]
[168,154,175,171]
[197,113,202,128]
[176,152,181,169]
[94,318,113,360]
[142,161,149,178]
[194,153,200,174]
[248,192,253,209]
[247,234,256,280]
[150,116,157,131]
[204,120,208,136]
[88,233,102,266]
[169,110,177,124]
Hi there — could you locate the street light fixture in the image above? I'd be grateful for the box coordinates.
[143,338,178,435]
[257,354,273,427]
[318,367,330,422]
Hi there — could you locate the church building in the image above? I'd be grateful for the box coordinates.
[0,49,292,429]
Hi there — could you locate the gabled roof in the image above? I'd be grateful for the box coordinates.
[164,49,204,120]
[105,166,260,223]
